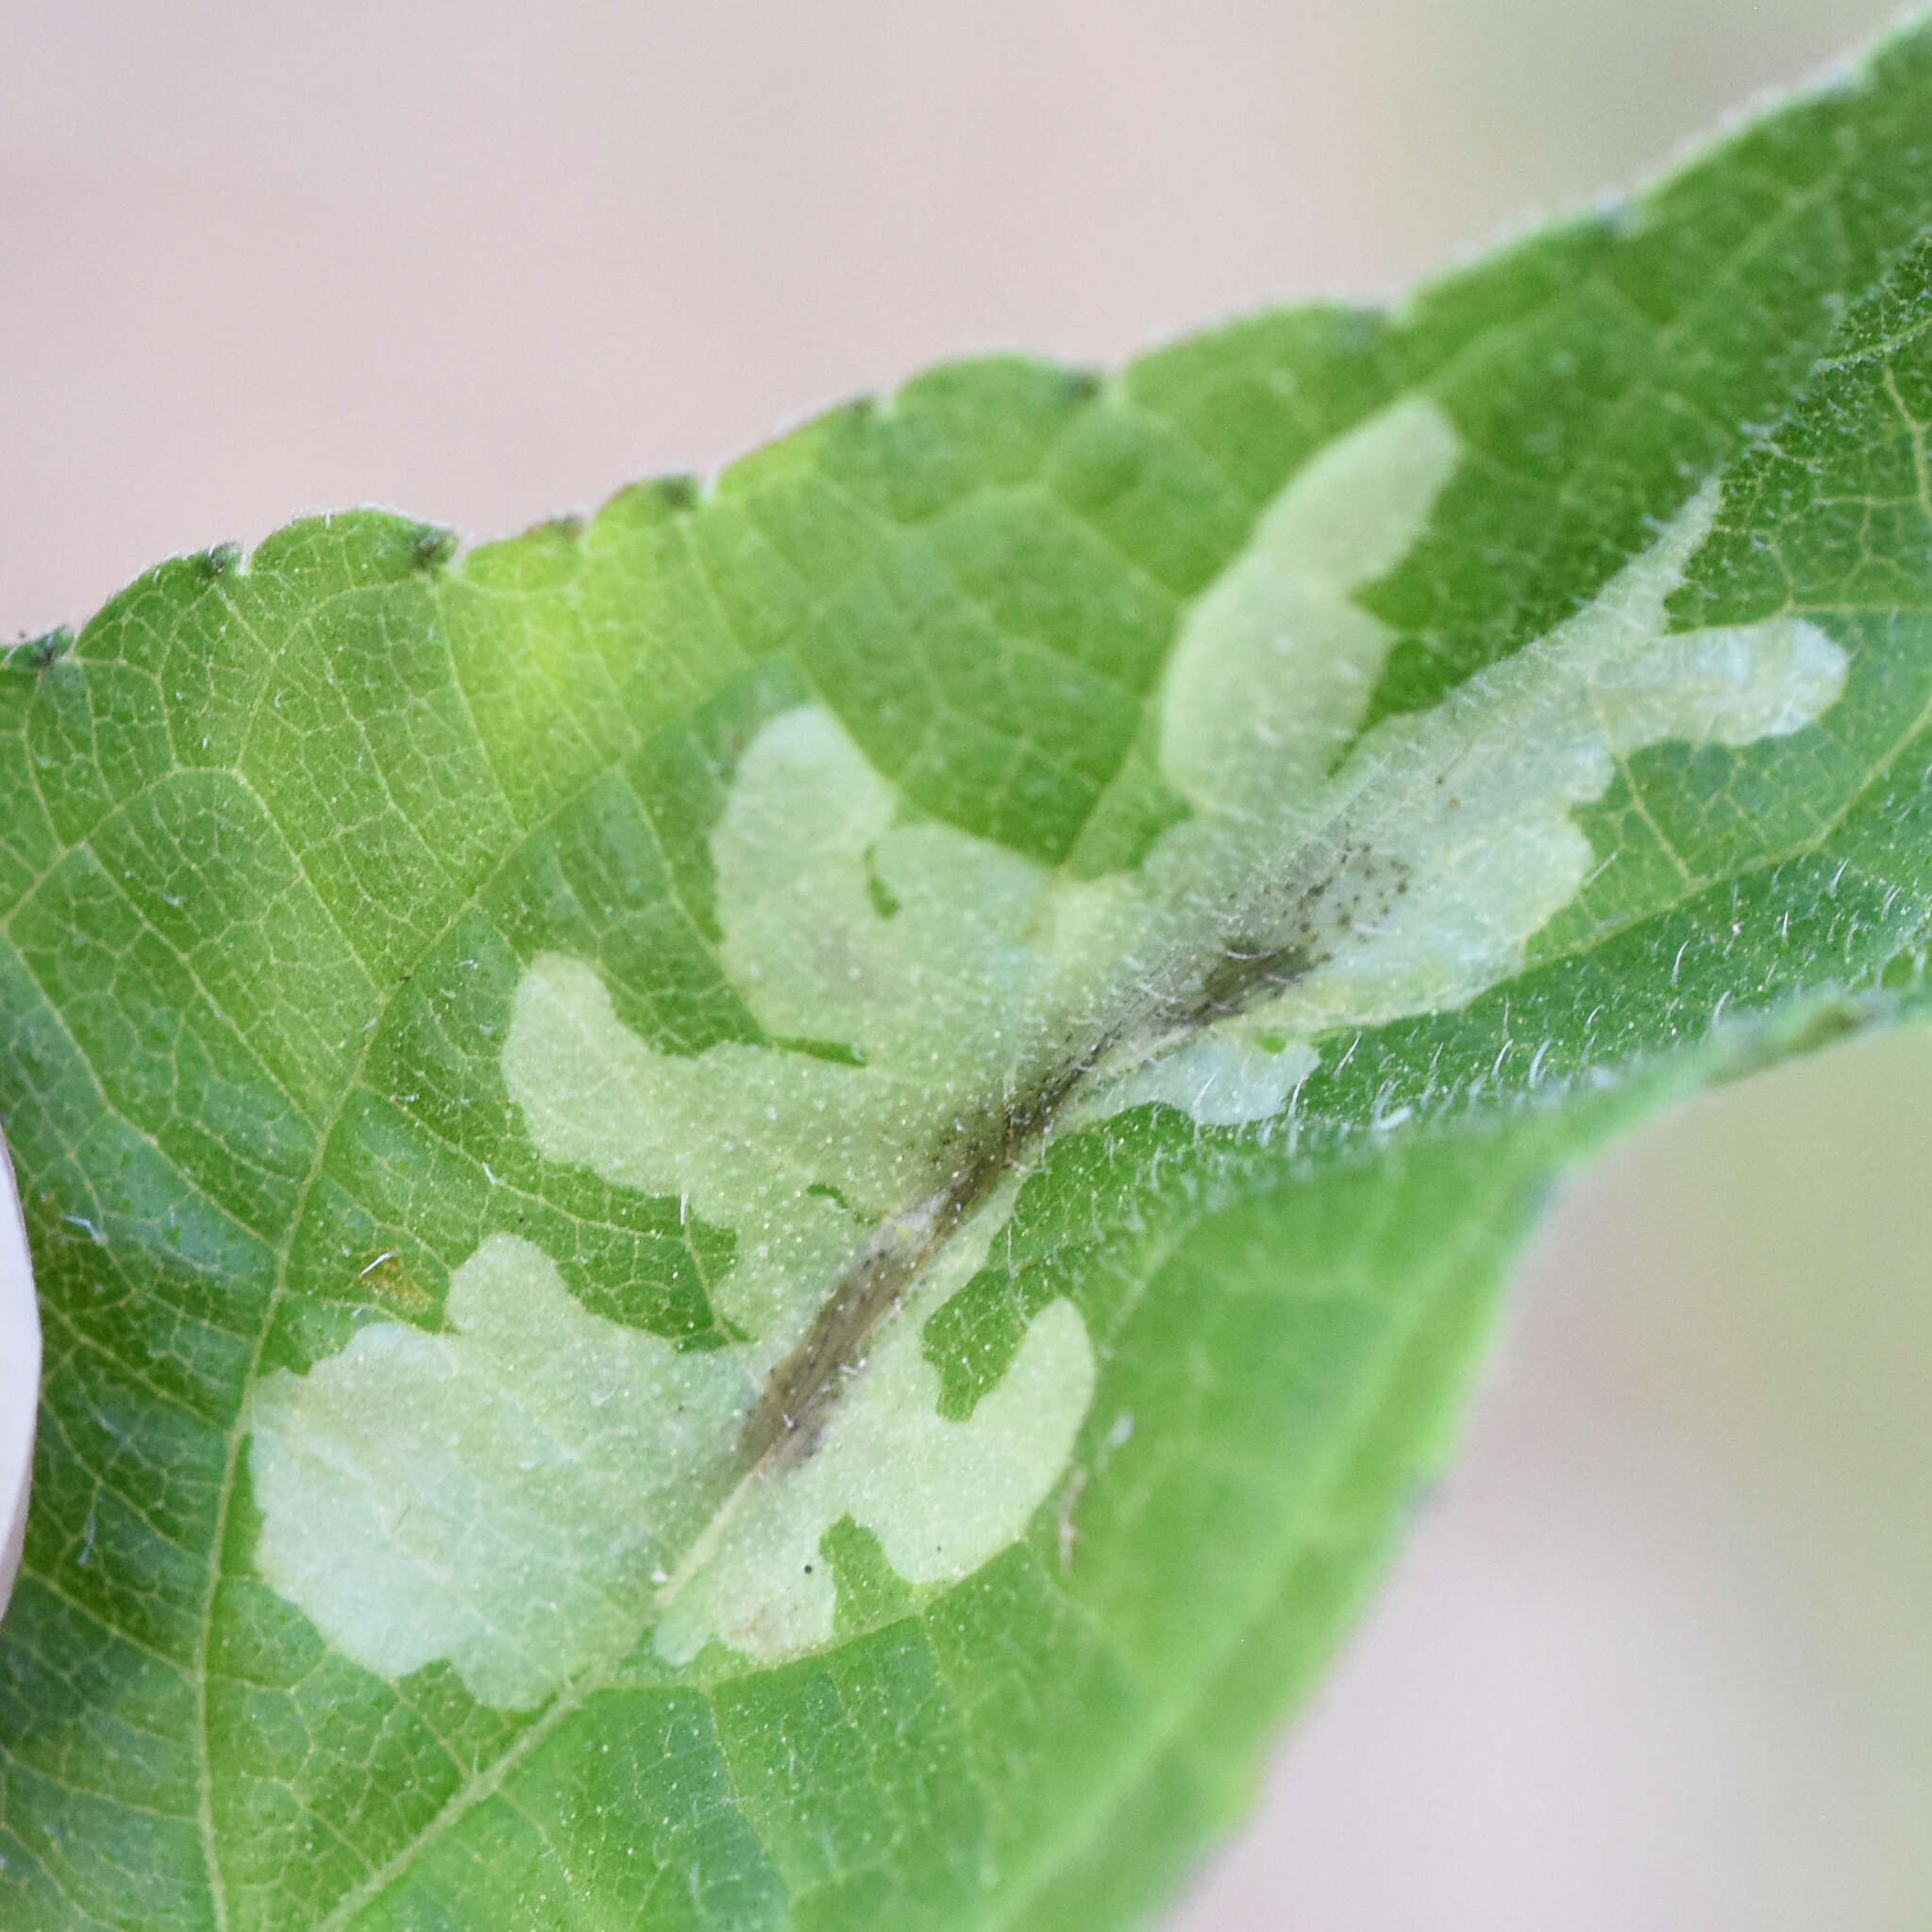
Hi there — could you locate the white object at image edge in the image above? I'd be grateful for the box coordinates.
[0,1126,37,1624]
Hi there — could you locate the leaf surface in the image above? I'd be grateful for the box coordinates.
[8,24,1932,1929]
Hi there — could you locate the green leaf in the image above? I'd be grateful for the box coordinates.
[8,20,1932,1929]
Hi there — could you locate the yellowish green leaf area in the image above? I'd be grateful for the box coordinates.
[9,23,1932,1932]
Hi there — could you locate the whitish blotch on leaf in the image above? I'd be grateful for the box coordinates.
[249,394,1846,1705]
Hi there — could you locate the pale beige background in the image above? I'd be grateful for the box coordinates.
[4,2,1928,1925]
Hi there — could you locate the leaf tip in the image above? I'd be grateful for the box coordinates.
[590,473,705,544]
[22,627,72,671]
[196,541,243,581]
[410,524,462,573]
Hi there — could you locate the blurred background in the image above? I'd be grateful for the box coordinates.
[3,1,1927,1924]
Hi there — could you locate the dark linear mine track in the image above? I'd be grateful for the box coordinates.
[727,835,1409,1483]
[730,1058,1089,1481]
